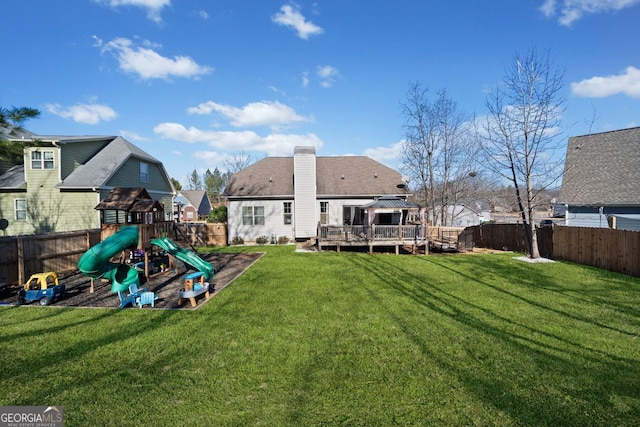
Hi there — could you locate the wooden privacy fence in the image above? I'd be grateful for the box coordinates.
[174,223,227,247]
[0,229,101,286]
[462,223,639,278]
[461,223,553,258]
[553,226,640,278]
[0,223,229,287]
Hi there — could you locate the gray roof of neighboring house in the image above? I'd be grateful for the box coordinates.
[10,134,116,144]
[559,127,640,206]
[0,134,168,191]
[57,136,163,189]
[223,156,408,198]
[0,165,26,189]
[177,190,209,208]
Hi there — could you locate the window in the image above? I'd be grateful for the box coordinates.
[320,202,329,224]
[140,162,149,183]
[15,199,27,221]
[283,202,292,225]
[242,206,264,225]
[31,150,54,170]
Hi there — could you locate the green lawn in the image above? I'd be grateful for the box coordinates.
[2,246,639,426]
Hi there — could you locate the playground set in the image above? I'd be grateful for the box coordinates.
[77,225,214,308]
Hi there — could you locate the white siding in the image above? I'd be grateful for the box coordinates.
[227,199,295,243]
[318,198,376,225]
[566,211,608,228]
[294,147,317,238]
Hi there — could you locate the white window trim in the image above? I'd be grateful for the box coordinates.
[320,201,329,224]
[283,202,292,225]
[15,198,27,221]
[30,150,55,170]
[242,206,265,225]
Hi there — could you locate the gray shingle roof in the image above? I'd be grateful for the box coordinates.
[361,196,421,209]
[559,127,640,206]
[0,165,26,189]
[57,136,162,189]
[223,155,407,198]
[177,190,208,208]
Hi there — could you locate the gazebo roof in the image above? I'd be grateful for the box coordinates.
[361,196,421,210]
[95,187,163,212]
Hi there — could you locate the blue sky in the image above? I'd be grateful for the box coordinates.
[2,0,639,187]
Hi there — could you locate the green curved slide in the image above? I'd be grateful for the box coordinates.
[77,225,141,293]
[150,237,215,280]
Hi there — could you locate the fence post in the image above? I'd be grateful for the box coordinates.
[17,236,24,285]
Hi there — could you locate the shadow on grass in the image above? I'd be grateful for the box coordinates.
[343,253,640,425]
[1,307,183,405]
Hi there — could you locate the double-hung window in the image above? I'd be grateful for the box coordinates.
[15,199,27,220]
[140,161,149,183]
[242,206,265,225]
[31,150,54,170]
[283,202,292,224]
[320,202,329,224]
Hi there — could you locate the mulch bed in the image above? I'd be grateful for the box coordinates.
[1,252,263,310]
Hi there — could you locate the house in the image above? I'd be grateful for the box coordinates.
[431,200,492,227]
[0,133,174,236]
[222,146,411,243]
[174,190,212,222]
[559,127,640,231]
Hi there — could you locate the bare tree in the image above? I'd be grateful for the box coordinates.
[480,47,565,258]
[188,169,203,190]
[401,83,478,226]
[224,150,254,173]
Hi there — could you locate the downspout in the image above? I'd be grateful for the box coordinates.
[52,140,62,183]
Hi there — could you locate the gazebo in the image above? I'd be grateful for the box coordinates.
[357,196,424,226]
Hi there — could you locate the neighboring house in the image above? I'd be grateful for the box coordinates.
[174,190,212,222]
[430,200,492,227]
[223,146,410,243]
[559,127,640,231]
[0,133,174,236]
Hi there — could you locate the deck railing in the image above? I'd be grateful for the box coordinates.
[319,224,426,243]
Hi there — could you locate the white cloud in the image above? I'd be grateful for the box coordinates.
[45,102,117,124]
[316,65,340,88]
[540,0,640,26]
[153,122,323,155]
[187,100,311,129]
[120,130,150,141]
[195,9,209,20]
[302,71,310,88]
[364,141,403,165]
[271,4,324,39]
[571,66,640,98]
[100,37,213,80]
[94,0,171,24]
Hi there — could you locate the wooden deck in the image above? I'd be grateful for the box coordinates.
[317,224,428,254]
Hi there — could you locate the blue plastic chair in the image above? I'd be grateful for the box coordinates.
[128,283,147,296]
[138,291,157,308]
[117,291,137,308]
